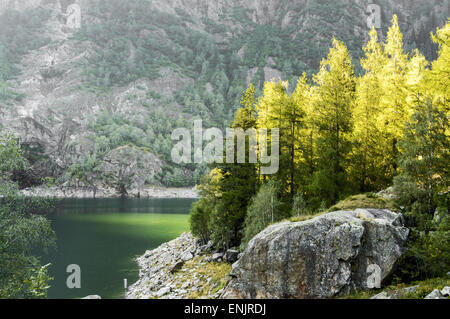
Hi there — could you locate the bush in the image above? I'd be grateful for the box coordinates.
[394,198,450,282]
[241,181,286,248]
[189,199,211,244]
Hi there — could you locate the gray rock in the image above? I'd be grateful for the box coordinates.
[424,289,445,299]
[211,253,224,262]
[170,261,185,274]
[199,241,214,253]
[181,251,194,262]
[221,209,409,299]
[156,287,171,297]
[370,285,419,299]
[82,295,101,299]
[371,292,390,299]
[225,250,240,263]
[440,286,450,297]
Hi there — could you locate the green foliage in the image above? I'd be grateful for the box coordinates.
[241,180,286,248]
[0,131,56,299]
[309,38,356,206]
[292,191,309,216]
[394,209,450,282]
[394,99,449,219]
[189,199,212,244]
[0,132,27,179]
[24,264,53,299]
[392,98,449,282]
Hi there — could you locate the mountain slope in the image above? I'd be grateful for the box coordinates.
[0,0,448,190]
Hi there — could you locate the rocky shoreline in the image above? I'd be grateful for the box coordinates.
[126,233,234,299]
[21,186,199,199]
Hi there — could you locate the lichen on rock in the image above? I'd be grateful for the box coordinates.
[221,209,409,299]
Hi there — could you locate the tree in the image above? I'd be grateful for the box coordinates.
[378,15,410,175]
[393,99,449,282]
[189,199,211,244]
[292,190,308,216]
[309,38,356,206]
[0,131,55,299]
[209,85,259,249]
[394,98,449,221]
[427,19,450,115]
[241,180,285,248]
[100,145,161,198]
[350,28,388,192]
[255,77,308,202]
[66,152,103,198]
[189,85,260,250]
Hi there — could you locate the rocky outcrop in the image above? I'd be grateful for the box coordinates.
[221,209,409,299]
[126,233,231,299]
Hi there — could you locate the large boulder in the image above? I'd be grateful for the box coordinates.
[221,209,409,299]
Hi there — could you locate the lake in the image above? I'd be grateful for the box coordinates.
[39,198,195,299]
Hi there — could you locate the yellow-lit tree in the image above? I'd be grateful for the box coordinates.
[309,38,356,205]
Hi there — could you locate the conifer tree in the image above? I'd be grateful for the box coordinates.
[208,85,260,249]
[394,98,449,220]
[351,28,387,191]
[427,19,450,115]
[309,38,356,205]
[378,15,409,174]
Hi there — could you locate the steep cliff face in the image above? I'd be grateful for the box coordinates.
[0,0,448,188]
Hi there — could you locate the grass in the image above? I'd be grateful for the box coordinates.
[327,193,397,213]
[288,213,325,223]
[339,277,450,299]
[285,193,397,224]
[171,256,232,299]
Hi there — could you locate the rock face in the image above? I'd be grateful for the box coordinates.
[221,209,409,299]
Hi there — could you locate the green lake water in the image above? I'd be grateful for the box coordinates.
[40,198,194,299]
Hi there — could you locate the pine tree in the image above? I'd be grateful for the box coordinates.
[255,78,309,202]
[309,38,356,206]
[207,85,260,249]
[427,19,450,115]
[291,74,313,197]
[378,15,409,174]
[394,98,449,220]
[351,28,388,191]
